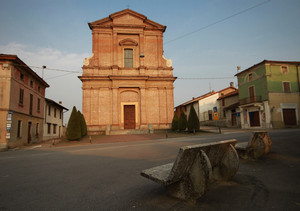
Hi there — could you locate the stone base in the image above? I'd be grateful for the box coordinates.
[0,143,8,151]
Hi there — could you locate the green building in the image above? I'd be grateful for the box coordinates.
[235,60,300,129]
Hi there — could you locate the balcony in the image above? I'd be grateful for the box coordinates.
[239,96,262,105]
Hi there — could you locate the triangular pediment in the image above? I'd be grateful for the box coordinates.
[88,9,166,31]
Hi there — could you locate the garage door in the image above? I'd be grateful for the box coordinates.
[283,109,297,126]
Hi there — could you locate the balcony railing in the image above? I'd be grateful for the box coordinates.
[239,96,262,105]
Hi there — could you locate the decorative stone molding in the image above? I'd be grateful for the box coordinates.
[83,53,94,66]
[119,38,138,46]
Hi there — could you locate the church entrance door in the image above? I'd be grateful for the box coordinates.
[124,105,135,129]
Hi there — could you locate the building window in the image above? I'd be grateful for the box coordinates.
[124,48,133,68]
[248,73,253,81]
[17,120,22,137]
[249,86,255,103]
[30,80,33,88]
[283,81,291,93]
[281,66,288,74]
[208,110,213,120]
[53,124,57,134]
[48,106,51,116]
[222,99,225,106]
[37,98,41,112]
[19,89,24,105]
[38,86,41,92]
[20,73,24,81]
[54,108,57,118]
[223,110,226,118]
[36,123,39,137]
[29,94,33,115]
[47,123,51,134]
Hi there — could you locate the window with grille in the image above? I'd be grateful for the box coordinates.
[17,120,22,137]
[29,94,33,115]
[283,81,291,93]
[47,123,51,134]
[124,49,133,68]
[281,66,288,74]
[248,73,253,81]
[36,123,39,137]
[53,124,57,134]
[19,89,24,105]
[37,98,40,112]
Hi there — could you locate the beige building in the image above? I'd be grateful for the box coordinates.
[79,9,176,134]
[0,54,49,150]
[217,89,240,127]
[43,98,68,140]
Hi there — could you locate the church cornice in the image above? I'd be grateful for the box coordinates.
[79,75,177,82]
[88,9,166,32]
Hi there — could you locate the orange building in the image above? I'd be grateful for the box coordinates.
[79,9,176,134]
[0,54,49,150]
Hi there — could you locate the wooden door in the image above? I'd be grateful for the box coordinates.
[283,109,297,126]
[124,105,135,129]
[249,111,260,127]
[231,112,237,126]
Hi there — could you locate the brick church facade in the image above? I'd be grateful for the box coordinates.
[79,9,176,134]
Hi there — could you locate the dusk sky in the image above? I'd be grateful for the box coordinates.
[1,0,299,122]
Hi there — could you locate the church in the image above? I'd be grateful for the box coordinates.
[79,9,176,134]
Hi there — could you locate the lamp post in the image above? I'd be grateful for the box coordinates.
[42,65,46,79]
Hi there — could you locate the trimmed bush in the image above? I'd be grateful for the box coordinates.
[188,106,200,131]
[78,111,87,137]
[178,111,188,131]
[171,112,179,131]
[66,106,81,140]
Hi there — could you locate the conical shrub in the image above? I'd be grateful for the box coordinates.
[178,111,188,131]
[66,106,81,140]
[78,110,87,137]
[171,112,179,131]
[188,106,200,131]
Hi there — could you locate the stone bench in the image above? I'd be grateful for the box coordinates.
[235,131,272,160]
[141,139,239,201]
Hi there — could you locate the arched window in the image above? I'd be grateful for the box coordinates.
[124,48,133,68]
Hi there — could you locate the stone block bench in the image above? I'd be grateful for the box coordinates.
[235,131,272,160]
[141,139,239,201]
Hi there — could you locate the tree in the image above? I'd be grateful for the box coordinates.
[66,106,81,140]
[78,111,87,137]
[188,106,200,131]
[171,112,179,131]
[178,111,188,131]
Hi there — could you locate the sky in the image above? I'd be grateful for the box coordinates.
[1,0,300,123]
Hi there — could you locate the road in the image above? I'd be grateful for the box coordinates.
[0,129,299,210]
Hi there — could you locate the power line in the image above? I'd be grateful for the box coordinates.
[44,72,76,80]
[30,65,82,73]
[0,62,82,73]
[164,0,271,45]
[177,76,234,80]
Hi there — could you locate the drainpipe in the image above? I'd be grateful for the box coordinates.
[296,64,300,95]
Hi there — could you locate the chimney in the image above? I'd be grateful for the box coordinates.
[59,101,62,105]
[230,82,234,87]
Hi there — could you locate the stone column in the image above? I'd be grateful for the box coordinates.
[112,87,119,130]
[140,88,147,129]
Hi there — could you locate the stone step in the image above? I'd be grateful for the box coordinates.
[109,129,151,135]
